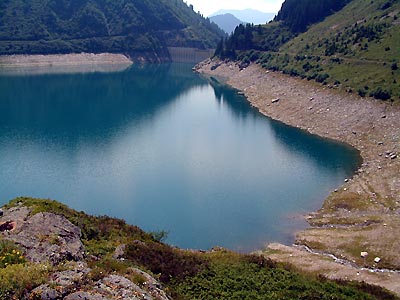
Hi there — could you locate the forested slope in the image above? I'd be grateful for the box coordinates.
[0,0,224,59]
[215,0,400,101]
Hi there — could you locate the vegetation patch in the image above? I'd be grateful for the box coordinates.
[171,250,390,300]
[213,0,400,101]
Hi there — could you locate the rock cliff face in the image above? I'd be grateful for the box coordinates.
[0,204,170,300]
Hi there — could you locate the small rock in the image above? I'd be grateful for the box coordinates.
[113,244,126,260]
[378,142,384,145]
[310,97,314,101]
[271,98,280,103]
[64,292,108,300]
[30,285,60,300]
[374,257,381,263]
[344,178,349,183]
[390,154,397,159]
[360,251,368,258]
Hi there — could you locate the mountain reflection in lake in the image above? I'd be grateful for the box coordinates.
[0,63,360,252]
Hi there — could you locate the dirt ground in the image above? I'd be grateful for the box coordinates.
[196,59,400,295]
[0,53,132,67]
[0,53,133,75]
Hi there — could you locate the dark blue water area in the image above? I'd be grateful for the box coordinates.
[0,63,361,252]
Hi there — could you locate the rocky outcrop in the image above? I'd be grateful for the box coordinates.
[0,205,84,264]
[29,263,171,300]
[0,204,171,300]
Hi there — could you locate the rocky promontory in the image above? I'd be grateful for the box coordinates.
[0,201,170,300]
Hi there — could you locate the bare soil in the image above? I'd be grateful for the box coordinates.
[0,53,133,74]
[196,59,400,295]
[0,53,132,67]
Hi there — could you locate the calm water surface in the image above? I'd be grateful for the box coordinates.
[0,63,360,251]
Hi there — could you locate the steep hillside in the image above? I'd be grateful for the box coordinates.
[278,0,400,100]
[214,0,400,101]
[0,0,224,59]
[274,0,352,32]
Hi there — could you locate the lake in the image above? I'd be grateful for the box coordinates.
[0,63,360,252]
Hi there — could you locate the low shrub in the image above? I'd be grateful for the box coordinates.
[0,263,50,299]
[370,87,392,100]
[315,73,330,83]
[0,240,25,268]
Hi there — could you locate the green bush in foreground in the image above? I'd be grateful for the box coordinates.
[171,251,395,300]
[0,240,26,268]
[0,263,50,299]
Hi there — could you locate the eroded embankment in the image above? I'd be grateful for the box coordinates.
[195,58,400,295]
[0,53,133,74]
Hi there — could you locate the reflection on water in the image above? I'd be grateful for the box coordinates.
[0,63,360,252]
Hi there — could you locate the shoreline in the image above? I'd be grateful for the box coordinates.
[0,53,133,75]
[0,53,133,67]
[195,58,400,295]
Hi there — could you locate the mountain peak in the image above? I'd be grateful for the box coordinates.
[210,9,275,25]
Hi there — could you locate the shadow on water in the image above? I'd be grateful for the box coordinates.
[0,63,206,144]
[208,77,362,176]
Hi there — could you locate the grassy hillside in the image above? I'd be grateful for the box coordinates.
[1,197,398,299]
[276,0,400,100]
[216,0,400,101]
[0,0,224,58]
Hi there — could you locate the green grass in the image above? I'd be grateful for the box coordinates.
[227,0,400,101]
[171,250,396,300]
[2,197,399,300]
[278,0,400,100]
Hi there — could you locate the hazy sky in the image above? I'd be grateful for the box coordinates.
[184,0,284,16]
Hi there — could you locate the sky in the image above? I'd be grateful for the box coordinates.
[184,0,285,16]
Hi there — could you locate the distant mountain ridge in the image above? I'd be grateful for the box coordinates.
[0,0,224,60]
[210,9,275,25]
[209,13,244,34]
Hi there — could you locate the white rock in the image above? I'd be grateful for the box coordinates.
[374,257,381,263]
[360,251,368,258]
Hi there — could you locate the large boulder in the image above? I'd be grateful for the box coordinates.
[0,206,84,264]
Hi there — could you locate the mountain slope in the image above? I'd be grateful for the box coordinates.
[211,9,275,25]
[0,0,224,59]
[214,0,400,101]
[210,13,244,34]
[276,0,400,100]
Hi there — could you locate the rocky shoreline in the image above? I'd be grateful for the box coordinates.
[195,58,400,295]
[0,53,133,67]
[0,53,133,75]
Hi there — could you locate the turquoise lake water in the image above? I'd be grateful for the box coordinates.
[0,63,360,252]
